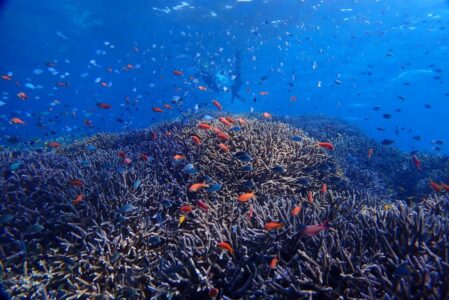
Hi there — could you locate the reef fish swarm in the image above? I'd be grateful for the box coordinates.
[0,117,448,299]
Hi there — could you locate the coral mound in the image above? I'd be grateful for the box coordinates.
[0,117,448,299]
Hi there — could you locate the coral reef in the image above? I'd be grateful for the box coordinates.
[0,116,448,299]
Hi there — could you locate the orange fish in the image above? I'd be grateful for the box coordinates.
[262,112,272,119]
[368,148,374,159]
[173,70,183,76]
[72,194,84,205]
[47,141,61,148]
[189,182,209,192]
[212,100,222,111]
[152,107,163,113]
[217,242,234,255]
[321,184,327,193]
[198,85,208,91]
[238,192,255,202]
[198,123,213,130]
[191,135,201,145]
[163,104,173,109]
[10,117,25,125]
[70,179,84,187]
[264,222,283,231]
[97,102,111,109]
[1,74,12,80]
[270,257,279,269]
[291,206,301,216]
[216,132,230,141]
[173,154,186,161]
[16,92,28,100]
[180,205,193,213]
[259,91,269,96]
[430,181,442,193]
[219,117,232,126]
[318,142,335,151]
[218,143,230,152]
[307,191,313,203]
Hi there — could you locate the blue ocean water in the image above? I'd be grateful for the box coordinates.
[0,0,448,153]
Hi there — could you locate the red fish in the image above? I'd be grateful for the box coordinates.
[225,116,236,124]
[56,82,69,88]
[318,142,335,151]
[368,148,374,159]
[301,221,330,236]
[259,91,269,96]
[216,132,230,141]
[198,123,213,130]
[140,153,149,161]
[72,194,84,205]
[118,151,126,159]
[262,112,272,118]
[10,117,26,125]
[173,154,186,161]
[412,155,422,171]
[441,183,449,192]
[198,85,208,91]
[1,74,12,80]
[173,70,183,76]
[100,82,110,87]
[307,191,313,203]
[219,117,232,126]
[123,158,132,165]
[212,100,222,111]
[70,179,85,187]
[97,102,111,109]
[430,181,442,193]
[246,204,254,219]
[152,107,163,113]
[217,242,234,255]
[208,288,219,298]
[321,184,327,193]
[16,92,28,100]
[180,205,193,213]
[290,95,297,102]
[191,135,201,145]
[218,143,230,152]
[237,117,246,125]
[196,200,209,212]
[163,104,173,109]
[151,132,158,140]
[47,141,61,148]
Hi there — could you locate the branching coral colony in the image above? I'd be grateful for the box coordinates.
[1,116,448,299]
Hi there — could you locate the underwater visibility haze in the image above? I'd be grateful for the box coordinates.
[1,0,449,299]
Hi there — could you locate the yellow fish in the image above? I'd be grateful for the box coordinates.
[179,215,186,226]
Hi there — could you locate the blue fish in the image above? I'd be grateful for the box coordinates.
[234,151,252,162]
[86,144,97,151]
[119,203,136,214]
[242,164,254,172]
[132,179,142,190]
[161,199,172,209]
[116,166,125,174]
[206,183,222,192]
[148,236,162,246]
[183,163,198,175]
[203,115,214,120]
[9,162,22,171]
[291,135,302,142]
[230,126,241,132]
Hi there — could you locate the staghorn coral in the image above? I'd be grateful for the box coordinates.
[0,116,448,299]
